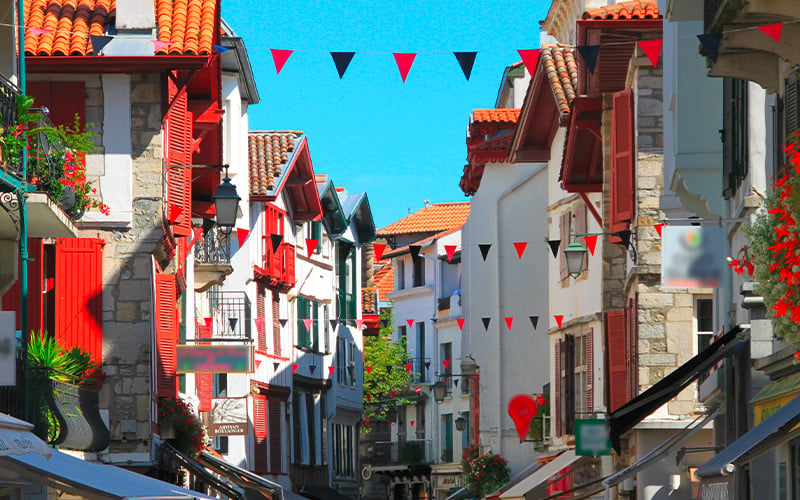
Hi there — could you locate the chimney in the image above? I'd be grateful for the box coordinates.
[116,0,156,32]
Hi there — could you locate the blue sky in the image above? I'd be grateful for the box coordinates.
[222,0,550,228]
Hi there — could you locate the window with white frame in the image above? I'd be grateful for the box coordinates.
[332,423,356,478]
[397,259,406,289]
[695,297,714,354]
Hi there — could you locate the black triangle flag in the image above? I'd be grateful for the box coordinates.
[529,316,539,330]
[479,244,491,261]
[386,365,393,374]
[454,52,477,80]
[331,52,355,79]
[409,245,422,260]
[577,45,600,75]
[329,319,339,331]
[424,361,431,370]
[228,317,238,332]
[202,217,215,235]
[697,33,721,63]
[481,317,491,331]
[380,318,390,328]
[548,240,561,258]
[309,365,316,375]
[271,234,283,252]
[273,362,280,371]
[279,318,288,327]
[431,317,438,324]
[90,34,113,55]
[453,378,459,388]
[614,230,632,249]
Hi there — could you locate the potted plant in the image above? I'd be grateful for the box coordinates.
[157,397,210,457]
[462,445,511,497]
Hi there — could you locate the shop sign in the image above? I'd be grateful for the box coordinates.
[177,344,254,373]
[575,419,611,456]
[699,475,733,500]
[661,226,725,288]
[207,397,248,436]
[433,473,463,490]
[753,391,800,427]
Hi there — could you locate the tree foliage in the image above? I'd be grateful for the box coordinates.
[363,308,413,421]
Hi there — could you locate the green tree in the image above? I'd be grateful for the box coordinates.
[363,308,413,421]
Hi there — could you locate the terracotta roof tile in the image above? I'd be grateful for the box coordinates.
[377,202,470,236]
[541,44,578,115]
[583,0,661,20]
[472,108,521,124]
[23,0,217,56]
[374,263,394,302]
[248,130,303,196]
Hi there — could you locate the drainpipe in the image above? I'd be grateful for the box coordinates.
[17,0,30,422]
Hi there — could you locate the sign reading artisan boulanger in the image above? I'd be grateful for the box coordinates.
[206,397,248,436]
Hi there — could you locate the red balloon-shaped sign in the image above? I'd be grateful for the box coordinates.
[508,394,539,442]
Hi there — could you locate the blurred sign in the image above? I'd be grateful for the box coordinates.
[575,419,611,456]
[661,226,725,288]
[207,397,248,436]
[0,312,16,386]
[176,344,253,373]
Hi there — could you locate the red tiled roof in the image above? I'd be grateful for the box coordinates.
[23,0,218,56]
[583,0,661,20]
[374,263,394,302]
[377,202,470,236]
[541,44,578,115]
[472,109,521,124]
[248,131,303,196]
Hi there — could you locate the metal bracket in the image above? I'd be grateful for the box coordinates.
[0,191,21,232]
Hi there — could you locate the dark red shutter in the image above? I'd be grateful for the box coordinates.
[627,294,639,400]
[585,327,593,412]
[166,76,193,166]
[269,399,282,473]
[54,238,103,364]
[559,211,570,280]
[155,273,178,399]
[256,284,266,352]
[253,395,268,473]
[272,291,281,356]
[27,82,86,130]
[575,204,588,272]
[606,310,627,412]
[1,238,44,332]
[554,340,562,437]
[166,165,192,237]
[197,325,212,412]
[610,89,635,233]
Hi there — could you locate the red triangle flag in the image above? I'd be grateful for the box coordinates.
[305,239,318,258]
[204,317,212,327]
[406,319,415,328]
[254,317,264,331]
[328,366,335,376]
[374,243,387,261]
[457,318,465,330]
[366,393,371,401]
[366,366,373,373]
[391,390,396,398]
[410,420,415,427]
[355,319,365,329]
[517,49,541,75]
[365,418,370,424]
[554,315,564,329]
[393,53,416,82]
[505,317,514,330]
[271,49,293,74]
[168,204,182,224]
[256,359,262,368]
[583,235,598,256]
[415,386,421,394]
[443,360,450,370]
[292,364,299,374]
[654,223,665,237]
[237,228,249,247]
[638,39,662,67]
[513,242,527,259]
[405,363,412,372]
[303,318,313,331]
[759,23,783,42]
[445,245,457,262]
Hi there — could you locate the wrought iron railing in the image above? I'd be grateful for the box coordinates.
[195,226,230,264]
[0,73,21,179]
[206,290,251,340]
[406,357,432,384]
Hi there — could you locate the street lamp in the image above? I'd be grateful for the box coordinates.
[455,415,467,432]
[213,170,240,234]
[564,241,587,278]
[431,381,447,404]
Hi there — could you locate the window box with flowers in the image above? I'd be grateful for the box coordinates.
[461,445,511,497]
[157,397,210,458]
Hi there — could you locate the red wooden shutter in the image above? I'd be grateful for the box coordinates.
[606,310,628,412]
[269,399,283,473]
[554,340,562,437]
[627,294,639,400]
[575,204,588,273]
[155,273,178,399]
[166,165,192,237]
[253,394,268,473]
[27,82,86,130]
[166,76,193,166]
[272,291,281,356]
[585,327,593,412]
[54,238,103,364]
[559,210,571,280]
[256,284,266,351]
[197,324,212,412]
[610,89,635,233]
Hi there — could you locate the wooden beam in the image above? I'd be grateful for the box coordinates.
[513,148,550,163]
[579,192,603,227]
[286,177,313,186]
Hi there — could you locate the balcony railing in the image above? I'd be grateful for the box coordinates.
[206,290,251,340]
[0,74,21,181]
[406,357,432,384]
[195,226,230,264]
[256,241,296,291]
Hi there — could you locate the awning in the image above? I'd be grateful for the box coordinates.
[445,487,476,500]
[0,412,50,458]
[298,485,353,500]
[608,326,748,452]
[696,392,800,478]
[0,447,216,499]
[605,410,718,487]
[199,451,282,499]
[498,450,579,499]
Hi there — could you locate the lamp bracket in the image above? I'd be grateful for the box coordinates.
[0,191,21,232]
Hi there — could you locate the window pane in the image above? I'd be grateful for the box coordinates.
[697,299,713,332]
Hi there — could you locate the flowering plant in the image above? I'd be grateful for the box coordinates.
[0,123,28,171]
[157,397,210,457]
[462,445,510,496]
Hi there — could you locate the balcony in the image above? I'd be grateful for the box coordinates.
[702,0,800,92]
[205,290,251,341]
[406,357,432,385]
[255,241,295,292]
[0,355,109,451]
[194,226,233,292]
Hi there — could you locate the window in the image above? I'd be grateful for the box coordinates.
[397,259,406,289]
[695,297,714,353]
[349,342,357,386]
[297,296,312,348]
[441,342,452,394]
[332,424,356,478]
[413,254,425,287]
[573,336,587,419]
[306,392,316,465]
[417,322,426,384]
[441,414,453,462]
[323,305,330,353]
[292,391,303,463]
[415,401,426,440]
[212,436,229,454]
[559,209,572,280]
[213,374,227,398]
[722,78,749,199]
[305,221,323,254]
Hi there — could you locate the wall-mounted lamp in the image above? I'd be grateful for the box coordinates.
[455,414,467,432]
[213,166,241,234]
[564,230,635,278]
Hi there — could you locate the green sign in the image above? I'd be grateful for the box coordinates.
[177,344,254,373]
[575,419,611,456]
